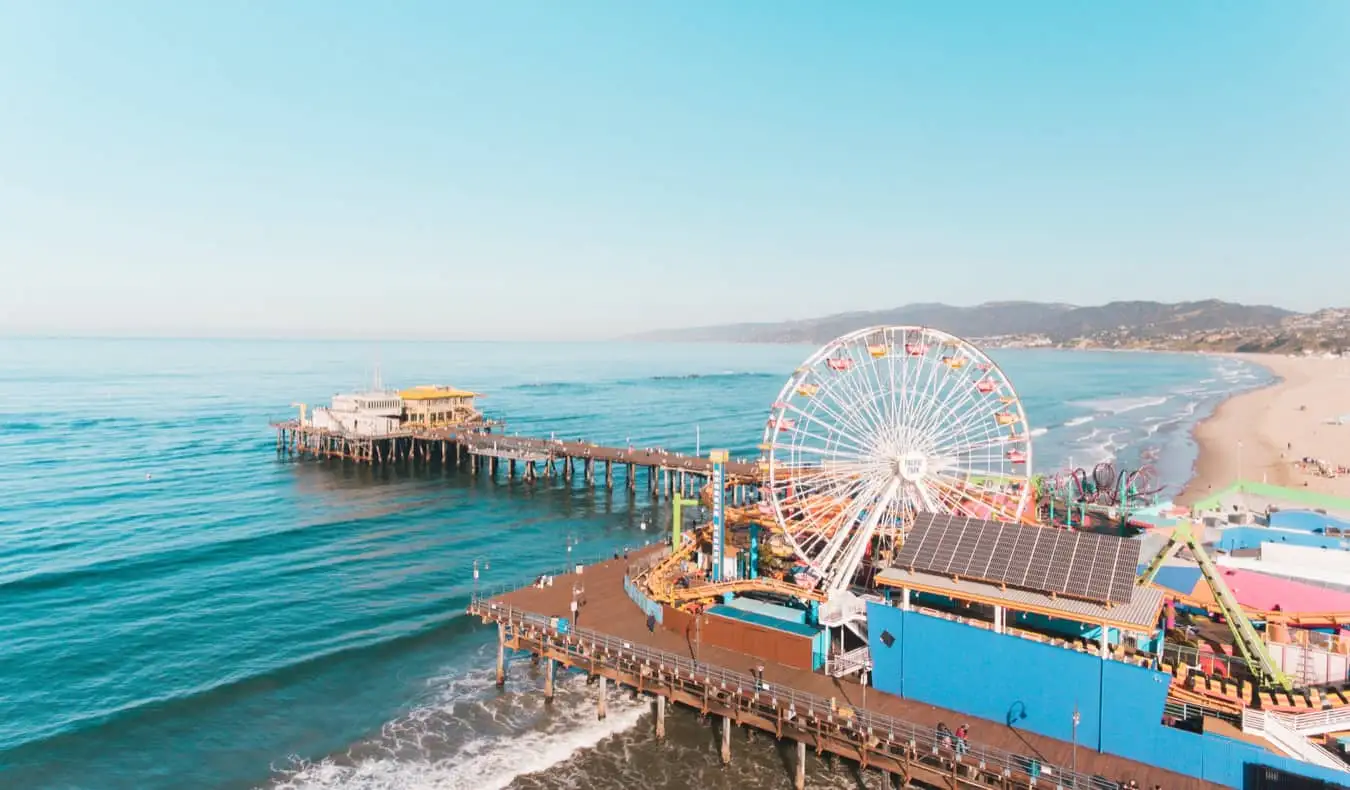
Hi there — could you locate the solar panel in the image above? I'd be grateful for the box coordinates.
[896,513,1140,605]
[1042,530,1078,593]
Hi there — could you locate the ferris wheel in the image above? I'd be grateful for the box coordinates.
[762,326,1034,594]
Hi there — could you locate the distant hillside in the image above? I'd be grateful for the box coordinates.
[629,300,1299,345]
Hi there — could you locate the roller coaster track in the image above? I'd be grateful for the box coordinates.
[662,576,828,604]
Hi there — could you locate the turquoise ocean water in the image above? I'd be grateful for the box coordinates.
[0,339,1268,790]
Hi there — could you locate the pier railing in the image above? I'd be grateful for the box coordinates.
[470,594,1118,790]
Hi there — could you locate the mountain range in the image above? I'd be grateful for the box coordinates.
[628,300,1349,353]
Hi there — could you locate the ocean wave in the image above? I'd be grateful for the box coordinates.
[1,612,482,755]
[1063,416,1094,428]
[1028,427,1049,437]
[269,671,648,790]
[1071,395,1169,415]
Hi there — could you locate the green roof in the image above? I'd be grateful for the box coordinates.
[1189,480,1350,514]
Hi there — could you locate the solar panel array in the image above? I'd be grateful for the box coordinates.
[894,512,1141,605]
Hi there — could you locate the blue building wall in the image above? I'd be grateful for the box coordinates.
[868,603,1103,748]
[866,603,1350,788]
[1218,526,1349,551]
[1270,509,1350,534]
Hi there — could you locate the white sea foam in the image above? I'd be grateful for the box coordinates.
[270,671,648,790]
[1072,395,1169,415]
[1063,416,1094,428]
[1028,427,1049,438]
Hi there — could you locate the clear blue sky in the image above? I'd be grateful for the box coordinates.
[1,2,1346,339]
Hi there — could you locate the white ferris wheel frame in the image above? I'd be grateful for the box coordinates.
[762,325,1034,595]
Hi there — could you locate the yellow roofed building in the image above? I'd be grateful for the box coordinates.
[398,386,485,429]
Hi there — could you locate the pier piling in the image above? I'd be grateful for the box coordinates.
[597,676,608,720]
[544,657,555,703]
[495,623,506,687]
[720,715,731,765]
[795,740,806,790]
[655,694,666,739]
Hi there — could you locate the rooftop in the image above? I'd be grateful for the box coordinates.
[875,566,1167,631]
[398,385,479,400]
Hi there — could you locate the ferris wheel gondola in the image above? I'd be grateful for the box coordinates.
[762,326,1034,595]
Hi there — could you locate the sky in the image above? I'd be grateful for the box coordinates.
[0,2,1347,340]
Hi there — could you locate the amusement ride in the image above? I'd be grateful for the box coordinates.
[761,325,1034,596]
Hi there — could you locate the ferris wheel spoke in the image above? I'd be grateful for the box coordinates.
[814,473,895,585]
[908,364,991,451]
[789,387,881,445]
[834,343,894,439]
[780,400,880,459]
[922,394,1016,458]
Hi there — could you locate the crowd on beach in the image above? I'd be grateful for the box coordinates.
[1294,455,1348,479]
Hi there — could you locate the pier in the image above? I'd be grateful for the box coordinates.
[272,419,762,501]
[470,548,1217,790]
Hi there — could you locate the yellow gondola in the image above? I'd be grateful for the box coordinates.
[796,383,820,397]
[867,344,888,358]
[942,355,966,369]
[995,411,1019,425]
[999,396,1016,404]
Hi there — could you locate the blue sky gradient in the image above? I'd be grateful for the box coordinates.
[1,2,1346,339]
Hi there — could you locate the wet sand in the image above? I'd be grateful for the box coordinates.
[1177,353,1350,503]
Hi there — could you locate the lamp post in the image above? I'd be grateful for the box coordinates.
[472,556,491,598]
[564,533,578,573]
[1071,705,1081,784]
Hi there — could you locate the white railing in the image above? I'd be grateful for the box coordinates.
[1245,709,1349,772]
[825,645,872,678]
[817,590,868,628]
[1270,706,1350,738]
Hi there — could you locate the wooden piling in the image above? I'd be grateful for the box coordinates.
[655,693,666,739]
[496,622,506,687]
[544,657,555,703]
[597,676,608,720]
[796,740,806,789]
[720,714,731,764]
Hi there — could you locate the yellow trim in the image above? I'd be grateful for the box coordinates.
[399,386,479,400]
[876,574,1163,633]
[708,449,730,463]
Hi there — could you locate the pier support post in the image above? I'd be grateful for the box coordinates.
[605,460,613,489]
[655,694,666,739]
[795,740,806,789]
[544,657,555,703]
[496,623,507,687]
[597,676,608,720]
[720,715,732,765]
[627,464,636,491]
[585,458,594,486]
[510,458,517,478]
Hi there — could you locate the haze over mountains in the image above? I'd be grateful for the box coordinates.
[628,300,1350,353]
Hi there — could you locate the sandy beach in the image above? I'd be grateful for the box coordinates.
[1176,353,1350,504]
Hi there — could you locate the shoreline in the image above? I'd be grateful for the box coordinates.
[1175,353,1350,504]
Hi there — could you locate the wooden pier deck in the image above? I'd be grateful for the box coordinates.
[471,550,1223,790]
[273,420,762,497]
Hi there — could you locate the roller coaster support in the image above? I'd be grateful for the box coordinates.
[1139,521,1293,691]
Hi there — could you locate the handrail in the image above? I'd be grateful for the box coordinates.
[470,594,1119,790]
[1267,706,1350,738]
[1251,710,1349,772]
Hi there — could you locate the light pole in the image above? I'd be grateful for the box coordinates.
[565,533,578,572]
[1071,705,1080,784]
[472,556,491,598]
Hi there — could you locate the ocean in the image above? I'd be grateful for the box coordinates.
[0,338,1269,790]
